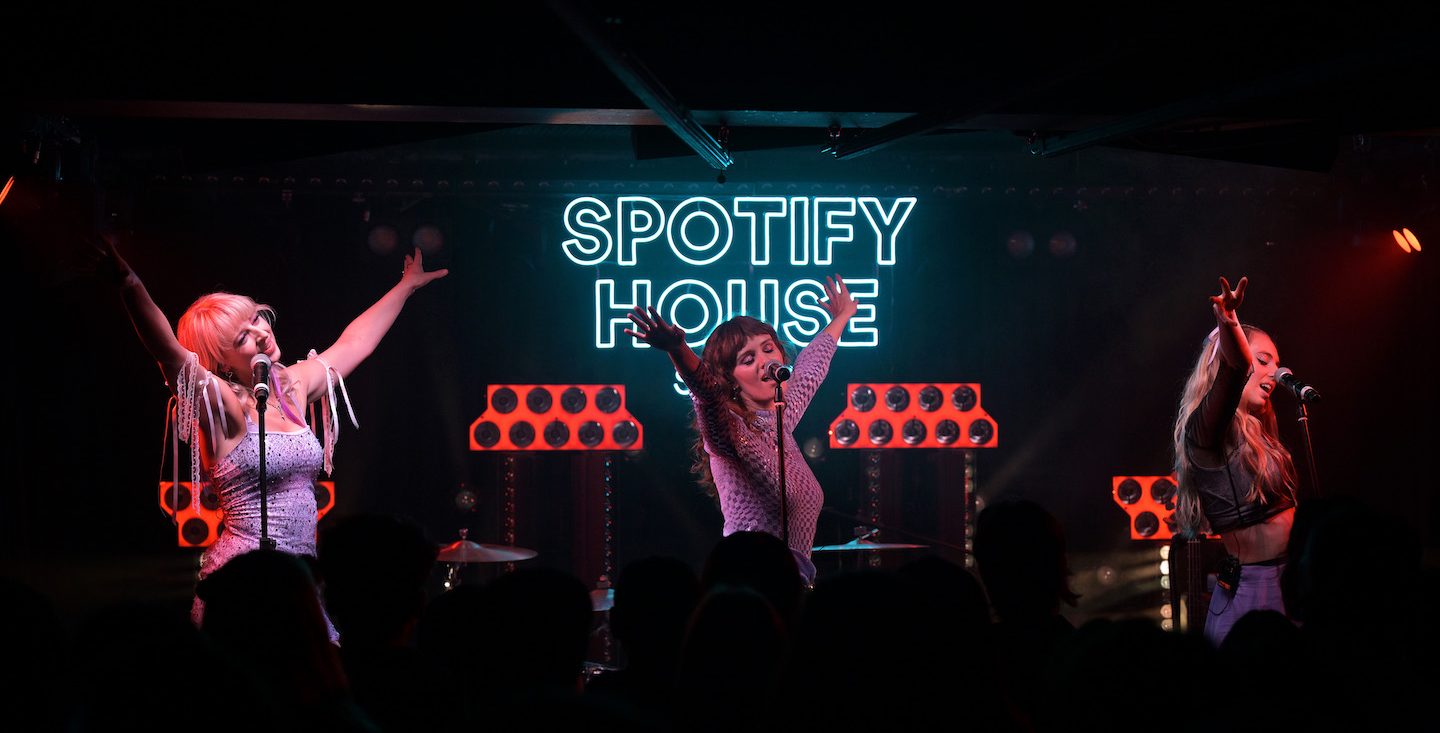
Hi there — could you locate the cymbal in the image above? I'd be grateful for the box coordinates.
[811,538,928,553]
[438,539,538,563]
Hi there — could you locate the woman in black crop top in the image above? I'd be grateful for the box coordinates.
[1172,276,1299,646]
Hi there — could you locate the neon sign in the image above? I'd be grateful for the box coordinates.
[562,195,916,392]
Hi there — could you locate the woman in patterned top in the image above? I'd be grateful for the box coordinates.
[626,276,858,584]
[99,237,446,634]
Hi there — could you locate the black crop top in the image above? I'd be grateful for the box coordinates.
[1182,360,1294,533]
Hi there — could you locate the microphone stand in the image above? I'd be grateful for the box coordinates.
[774,379,788,550]
[256,377,276,551]
[1294,400,1321,498]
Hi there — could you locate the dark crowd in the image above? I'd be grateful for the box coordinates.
[1,497,1430,732]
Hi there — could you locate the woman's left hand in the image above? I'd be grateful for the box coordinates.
[822,274,858,322]
[401,247,449,292]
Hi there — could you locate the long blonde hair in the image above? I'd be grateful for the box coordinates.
[1172,324,1297,535]
[176,292,301,417]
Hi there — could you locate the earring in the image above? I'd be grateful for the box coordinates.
[220,367,237,382]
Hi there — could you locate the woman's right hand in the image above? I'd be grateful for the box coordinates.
[1210,275,1247,327]
[88,234,137,286]
[623,306,688,353]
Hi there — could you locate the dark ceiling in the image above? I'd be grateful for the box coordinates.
[6,3,1439,174]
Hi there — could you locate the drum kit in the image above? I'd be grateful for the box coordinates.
[437,528,538,589]
[811,525,928,553]
[436,526,929,590]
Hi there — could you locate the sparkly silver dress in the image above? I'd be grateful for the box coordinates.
[190,416,336,641]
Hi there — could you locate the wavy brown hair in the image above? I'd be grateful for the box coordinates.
[689,316,791,497]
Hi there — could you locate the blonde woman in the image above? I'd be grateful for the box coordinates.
[1173,276,1298,646]
[101,239,446,634]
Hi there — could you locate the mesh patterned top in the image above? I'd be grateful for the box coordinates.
[687,332,838,584]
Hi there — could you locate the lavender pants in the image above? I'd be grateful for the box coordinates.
[1204,562,1286,647]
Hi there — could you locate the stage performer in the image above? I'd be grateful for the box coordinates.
[1173,275,1298,646]
[99,238,446,638]
[625,276,857,585]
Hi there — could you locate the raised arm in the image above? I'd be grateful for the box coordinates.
[819,274,858,344]
[289,247,448,404]
[1187,276,1253,457]
[100,237,205,388]
[624,306,706,388]
[1209,276,1252,371]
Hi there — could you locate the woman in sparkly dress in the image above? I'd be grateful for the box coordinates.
[101,239,446,633]
[625,276,857,585]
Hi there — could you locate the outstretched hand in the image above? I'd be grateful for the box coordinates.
[1210,276,1247,327]
[624,306,688,353]
[400,247,449,292]
[87,234,137,286]
[822,274,858,322]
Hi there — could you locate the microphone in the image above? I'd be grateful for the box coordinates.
[763,361,793,383]
[1275,367,1320,403]
[250,354,273,403]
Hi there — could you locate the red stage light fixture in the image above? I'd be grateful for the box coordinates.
[830,383,999,449]
[158,481,335,547]
[470,384,643,451]
[0,176,14,207]
[1110,475,1207,541]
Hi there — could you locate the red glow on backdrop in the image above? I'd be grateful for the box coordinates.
[469,384,643,451]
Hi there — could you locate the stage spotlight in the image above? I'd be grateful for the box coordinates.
[0,176,14,208]
[161,483,194,513]
[509,422,535,448]
[367,224,399,255]
[901,418,927,445]
[596,386,622,413]
[578,421,605,447]
[868,419,894,446]
[935,419,960,445]
[968,419,994,445]
[1116,478,1142,505]
[851,385,876,411]
[543,420,570,448]
[561,387,587,413]
[1049,230,1077,257]
[918,385,943,411]
[1150,477,1177,507]
[952,386,977,411]
[1006,230,1035,257]
[884,385,910,411]
[527,387,554,414]
[1096,566,1117,586]
[1393,228,1422,253]
[612,421,639,447]
[491,387,519,414]
[413,224,444,254]
[803,436,826,459]
[1134,511,1160,537]
[181,519,210,545]
[455,488,478,511]
[833,419,860,446]
[473,421,501,447]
